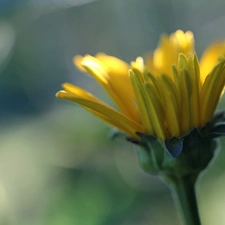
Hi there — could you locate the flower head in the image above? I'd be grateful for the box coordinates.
[56,31,225,219]
[57,30,225,143]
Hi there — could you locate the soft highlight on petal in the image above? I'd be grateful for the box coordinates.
[76,54,139,123]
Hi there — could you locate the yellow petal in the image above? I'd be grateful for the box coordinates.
[73,55,92,73]
[176,54,192,134]
[200,41,225,84]
[170,30,194,54]
[145,82,165,140]
[144,54,159,77]
[153,34,176,78]
[157,75,180,137]
[176,69,192,135]
[129,70,153,134]
[82,56,109,83]
[144,72,164,100]
[131,57,146,83]
[200,59,225,126]
[62,82,103,102]
[131,57,145,73]
[152,31,195,78]
[187,54,200,127]
[81,57,139,123]
[95,53,130,75]
[94,54,135,102]
[56,86,144,138]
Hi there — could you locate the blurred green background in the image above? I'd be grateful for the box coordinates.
[1,0,225,224]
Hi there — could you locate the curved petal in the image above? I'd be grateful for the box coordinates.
[79,55,140,123]
[56,84,144,139]
[95,53,130,75]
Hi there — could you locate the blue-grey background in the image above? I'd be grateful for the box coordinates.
[1,0,225,224]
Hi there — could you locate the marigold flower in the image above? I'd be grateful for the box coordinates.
[56,30,225,142]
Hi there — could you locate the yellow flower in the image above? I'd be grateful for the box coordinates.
[56,30,225,141]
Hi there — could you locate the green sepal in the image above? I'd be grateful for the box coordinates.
[108,129,126,140]
[135,132,164,174]
[201,111,225,135]
[211,124,225,137]
[133,126,219,178]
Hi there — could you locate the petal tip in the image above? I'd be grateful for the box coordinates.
[55,90,66,98]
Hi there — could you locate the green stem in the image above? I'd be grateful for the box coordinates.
[168,175,201,225]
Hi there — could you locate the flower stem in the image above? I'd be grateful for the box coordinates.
[168,175,201,225]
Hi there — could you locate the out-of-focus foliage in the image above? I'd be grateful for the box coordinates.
[1,0,225,225]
